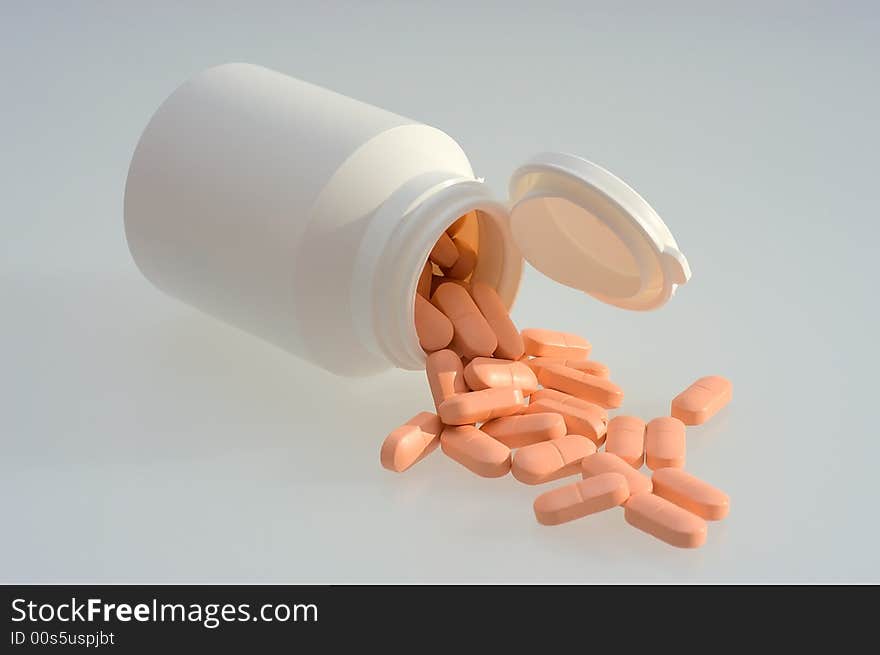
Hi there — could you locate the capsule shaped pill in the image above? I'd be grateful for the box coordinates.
[442,239,477,280]
[536,364,624,409]
[624,493,707,548]
[533,472,630,526]
[671,375,732,426]
[429,231,459,268]
[652,468,730,520]
[463,357,538,395]
[604,416,646,468]
[512,434,597,485]
[526,357,610,378]
[645,417,686,470]
[415,294,454,353]
[521,328,591,360]
[581,452,653,496]
[524,396,608,444]
[380,412,443,473]
[446,211,473,238]
[431,283,497,360]
[480,412,566,448]
[438,386,525,425]
[417,260,432,298]
[470,282,525,360]
[430,275,468,298]
[425,349,468,411]
[440,425,511,478]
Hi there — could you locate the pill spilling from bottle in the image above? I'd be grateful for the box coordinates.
[382,212,731,549]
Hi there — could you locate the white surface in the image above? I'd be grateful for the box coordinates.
[2,1,879,582]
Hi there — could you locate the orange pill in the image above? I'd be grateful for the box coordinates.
[442,239,477,280]
[511,434,597,485]
[425,349,468,411]
[652,468,730,520]
[536,364,624,409]
[415,294,454,353]
[624,493,707,548]
[417,260,432,299]
[645,417,686,470]
[431,283,497,359]
[446,211,473,238]
[526,357,610,378]
[438,387,524,425]
[380,412,443,473]
[521,328,591,360]
[429,275,469,297]
[604,416,646,468]
[440,425,511,478]
[671,375,732,426]
[480,412,566,448]
[463,357,538,395]
[581,452,652,496]
[429,231,459,268]
[470,282,525,360]
[524,396,608,444]
[533,472,630,526]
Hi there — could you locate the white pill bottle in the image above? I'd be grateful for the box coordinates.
[124,63,690,376]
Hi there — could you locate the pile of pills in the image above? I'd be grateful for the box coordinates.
[381,213,731,549]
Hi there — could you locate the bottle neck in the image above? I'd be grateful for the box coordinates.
[352,173,511,370]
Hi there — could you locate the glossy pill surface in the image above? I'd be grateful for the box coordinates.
[438,387,525,425]
[440,425,511,478]
[431,283,497,360]
[624,493,708,548]
[645,417,686,470]
[425,349,468,411]
[415,295,454,353]
[512,435,597,485]
[581,452,652,496]
[470,282,525,360]
[380,412,443,472]
[652,468,730,520]
[534,472,630,526]
[521,328,591,359]
[671,375,732,426]
[537,364,624,409]
[463,357,538,395]
[480,412,566,448]
[604,416,646,468]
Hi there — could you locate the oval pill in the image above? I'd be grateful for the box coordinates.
[480,412,566,448]
[526,357,610,378]
[645,417,686,470]
[605,416,646,468]
[380,412,443,473]
[533,472,630,526]
[524,396,608,444]
[438,386,525,425]
[429,231,459,268]
[536,364,624,409]
[431,283,498,360]
[671,375,732,426]
[446,211,473,238]
[425,349,468,411]
[442,239,477,280]
[521,328,591,360]
[415,294,454,353]
[652,468,730,520]
[463,357,538,395]
[512,434,597,485]
[624,493,708,548]
[581,452,652,496]
[430,275,469,297]
[470,282,525,360]
[440,425,511,478]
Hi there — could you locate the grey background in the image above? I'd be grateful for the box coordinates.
[2,1,878,582]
